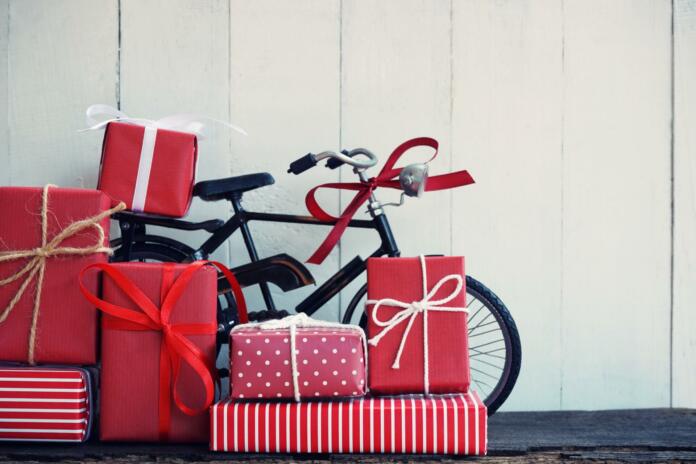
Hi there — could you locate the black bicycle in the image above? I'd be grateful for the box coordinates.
[110,142,521,415]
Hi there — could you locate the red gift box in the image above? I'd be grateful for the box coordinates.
[366,256,469,395]
[0,366,93,442]
[0,185,120,365]
[210,392,486,455]
[98,121,197,217]
[229,314,367,401]
[79,261,246,443]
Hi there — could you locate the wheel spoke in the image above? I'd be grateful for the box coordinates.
[468,319,498,335]
[468,327,503,338]
[470,366,500,381]
[466,303,486,326]
[470,338,504,350]
[468,312,493,333]
[471,357,504,370]
[472,378,493,393]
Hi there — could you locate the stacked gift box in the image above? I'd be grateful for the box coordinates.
[0,105,486,455]
[210,255,487,455]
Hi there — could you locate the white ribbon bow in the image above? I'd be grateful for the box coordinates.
[231,313,367,402]
[366,255,467,394]
[82,103,248,138]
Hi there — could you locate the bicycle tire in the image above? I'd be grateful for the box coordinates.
[341,276,521,416]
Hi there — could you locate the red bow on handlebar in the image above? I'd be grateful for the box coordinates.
[305,137,475,264]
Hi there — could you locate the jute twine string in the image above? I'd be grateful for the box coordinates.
[0,184,125,364]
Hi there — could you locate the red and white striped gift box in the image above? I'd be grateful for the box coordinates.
[0,367,92,442]
[210,392,486,455]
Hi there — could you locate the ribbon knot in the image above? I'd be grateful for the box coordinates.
[366,255,467,394]
[0,185,125,365]
[304,137,475,264]
[232,313,367,402]
[79,260,247,440]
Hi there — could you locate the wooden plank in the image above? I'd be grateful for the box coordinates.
[7,0,118,187]
[228,0,341,318]
[452,0,564,410]
[561,0,672,409]
[120,0,230,262]
[339,0,452,321]
[673,0,696,408]
[0,0,7,185]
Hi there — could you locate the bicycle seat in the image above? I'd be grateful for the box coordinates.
[193,173,275,201]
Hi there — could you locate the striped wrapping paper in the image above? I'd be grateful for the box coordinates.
[0,367,92,442]
[210,392,486,455]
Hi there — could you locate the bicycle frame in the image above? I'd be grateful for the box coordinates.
[117,193,401,317]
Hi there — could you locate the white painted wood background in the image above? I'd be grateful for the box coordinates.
[0,0,693,411]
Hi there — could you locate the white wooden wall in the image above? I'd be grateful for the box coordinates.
[0,0,693,411]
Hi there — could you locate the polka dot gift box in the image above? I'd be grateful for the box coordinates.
[229,313,367,401]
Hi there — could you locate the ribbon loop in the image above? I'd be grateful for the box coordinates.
[82,104,248,139]
[366,255,468,394]
[79,260,246,439]
[304,138,475,264]
[0,185,125,365]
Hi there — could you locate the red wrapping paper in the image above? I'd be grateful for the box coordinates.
[0,187,112,364]
[91,262,218,443]
[230,321,366,400]
[366,256,469,395]
[0,366,92,442]
[98,121,197,217]
[210,392,486,455]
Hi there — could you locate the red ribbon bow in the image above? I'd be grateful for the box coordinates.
[79,260,247,440]
[305,137,475,264]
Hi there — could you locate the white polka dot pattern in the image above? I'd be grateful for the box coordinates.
[229,327,367,400]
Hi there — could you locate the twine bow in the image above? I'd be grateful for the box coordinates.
[366,255,467,394]
[0,185,125,365]
[232,313,367,402]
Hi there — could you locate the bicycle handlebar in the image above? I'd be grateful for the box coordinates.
[287,148,378,175]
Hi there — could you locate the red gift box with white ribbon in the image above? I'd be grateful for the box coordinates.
[229,313,367,401]
[98,120,197,218]
[79,260,246,443]
[0,366,93,443]
[366,255,470,395]
[210,392,486,455]
[0,185,122,365]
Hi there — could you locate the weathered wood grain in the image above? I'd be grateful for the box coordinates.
[673,0,696,408]
[7,0,118,187]
[339,0,452,321]
[561,0,672,409]
[120,0,231,262]
[0,0,8,185]
[228,0,341,318]
[452,0,564,410]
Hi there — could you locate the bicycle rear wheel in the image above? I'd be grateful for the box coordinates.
[341,276,521,416]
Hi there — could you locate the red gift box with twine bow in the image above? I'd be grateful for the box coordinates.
[79,260,246,443]
[366,255,470,395]
[0,186,122,365]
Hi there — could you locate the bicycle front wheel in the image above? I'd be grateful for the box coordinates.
[342,276,521,416]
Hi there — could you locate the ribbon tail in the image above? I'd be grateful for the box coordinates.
[306,191,371,265]
[425,170,475,191]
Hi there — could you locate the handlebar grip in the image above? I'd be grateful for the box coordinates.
[325,150,350,170]
[287,153,317,175]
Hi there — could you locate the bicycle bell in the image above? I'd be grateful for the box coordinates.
[399,163,429,197]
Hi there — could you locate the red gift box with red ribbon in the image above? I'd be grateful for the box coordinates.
[210,392,486,455]
[98,121,197,218]
[79,261,246,443]
[366,256,470,395]
[0,366,94,442]
[0,186,120,365]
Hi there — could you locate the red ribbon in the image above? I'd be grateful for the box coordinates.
[305,137,475,264]
[79,260,248,440]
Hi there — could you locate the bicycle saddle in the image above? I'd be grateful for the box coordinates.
[193,172,275,201]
